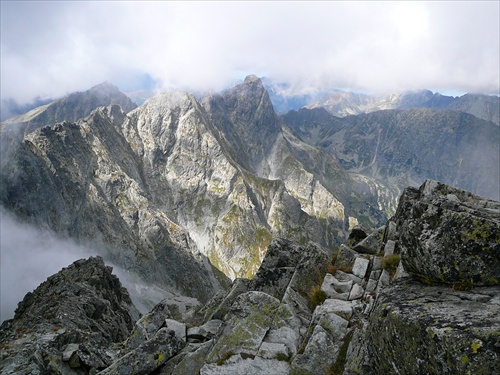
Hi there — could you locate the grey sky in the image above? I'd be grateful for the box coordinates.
[1,1,499,105]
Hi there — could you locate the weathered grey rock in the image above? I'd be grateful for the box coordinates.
[124,300,172,350]
[249,238,307,300]
[316,299,353,320]
[351,257,370,279]
[166,341,213,375]
[0,257,140,375]
[383,220,398,242]
[335,244,357,270]
[291,325,339,375]
[164,319,186,342]
[369,269,382,280]
[200,355,290,375]
[334,270,363,286]
[383,240,396,257]
[321,274,351,300]
[257,342,289,360]
[365,279,378,293]
[347,225,368,247]
[62,343,80,362]
[98,328,185,375]
[352,226,385,254]
[348,284,365,300]
[366,279,500,375]
[375,270,391,295]
[394,260,409,280]
[206,291,281,363]
[371,256,382,271]
[395,179,500,286]
[186,319,222,342]
[312,304,349,338]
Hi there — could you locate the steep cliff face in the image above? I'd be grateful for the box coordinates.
[1,77,363,299]
[0,105,219,303]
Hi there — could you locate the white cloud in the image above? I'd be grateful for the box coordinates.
[1,1,498,105]
[0,209,91,322]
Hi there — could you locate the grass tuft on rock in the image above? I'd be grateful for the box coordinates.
[382,254,400,276]
[308,285,327,310]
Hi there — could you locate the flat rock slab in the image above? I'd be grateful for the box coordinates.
[367,279,500,375]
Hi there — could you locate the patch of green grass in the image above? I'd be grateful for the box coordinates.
[382,254,400,276]
[308,285,327,310]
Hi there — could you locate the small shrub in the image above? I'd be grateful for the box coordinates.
[327,262,336,274]
[382,254,400,276]
[452,280,473,291]
[275,352,289,361]
[308,285,327,310]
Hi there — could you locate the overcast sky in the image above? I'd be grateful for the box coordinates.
[1,1,499,105]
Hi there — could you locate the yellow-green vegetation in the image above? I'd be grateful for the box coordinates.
[154,352,166,366]
[327,257,337,274]
[382,254,400,276]
[328,331,353,375]
[308,285,327,310]
[461,220,493,243]
[275,352,289,361]
[471,339,482,354]
[452,280,474,291]
[241,227,273,279]
[216,351,235,366]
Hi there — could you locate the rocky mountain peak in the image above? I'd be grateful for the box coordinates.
[1,81,137,136]
[0,256,140,374]
[243,74,264,86]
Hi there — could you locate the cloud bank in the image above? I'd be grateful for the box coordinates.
[1,1,499,106]
[0,209,91,322]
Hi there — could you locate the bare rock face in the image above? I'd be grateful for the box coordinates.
[0,256,140,375]
[395,179,500,286]
[367,280,500,375]
[1,77,356,296]
[341,180,500,374]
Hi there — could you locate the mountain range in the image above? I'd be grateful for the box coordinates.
[1,179,499,374]
[1,76,499,318]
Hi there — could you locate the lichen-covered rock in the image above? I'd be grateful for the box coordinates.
[352,226,385,255]
[205,291,281,363]
[98,328,185,375]
[0,256,140,375]
[395,179,500,286]
[366,279,500,374]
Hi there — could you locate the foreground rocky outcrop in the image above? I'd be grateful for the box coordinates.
[1,184,498,374]
[343,180,500,374]
[0,256,140,374]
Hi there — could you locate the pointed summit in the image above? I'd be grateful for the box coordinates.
[243,74,263,86]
